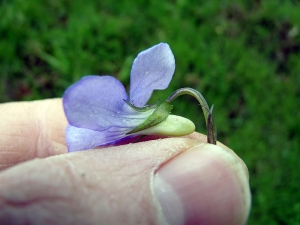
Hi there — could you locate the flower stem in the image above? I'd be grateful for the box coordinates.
[166,87,217,144]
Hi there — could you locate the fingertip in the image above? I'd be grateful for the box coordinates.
[153,143,251,225]
[0,99,68,170]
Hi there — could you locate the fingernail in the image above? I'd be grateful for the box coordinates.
[153,144,251,225]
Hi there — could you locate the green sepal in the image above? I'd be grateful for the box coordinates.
[124,99,163,112]
[126,101,173,134]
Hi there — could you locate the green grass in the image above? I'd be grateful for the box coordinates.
[1,0,300,224]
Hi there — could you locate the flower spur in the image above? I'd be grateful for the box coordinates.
[63,43,196,152]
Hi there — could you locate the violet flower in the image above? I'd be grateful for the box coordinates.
[63,43,195,152]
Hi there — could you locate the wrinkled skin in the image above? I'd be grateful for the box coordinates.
[0,99,251,225]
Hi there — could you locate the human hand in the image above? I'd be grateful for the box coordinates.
[0,99,251,225]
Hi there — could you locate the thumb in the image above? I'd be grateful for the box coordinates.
[154,143,250,225]
[0,138,250,225]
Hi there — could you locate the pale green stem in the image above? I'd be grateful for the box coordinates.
[166,87,217,144]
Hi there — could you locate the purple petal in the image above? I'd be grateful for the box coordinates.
[129,43,175,106]
[66,125,133,152]
[63,76,150,131]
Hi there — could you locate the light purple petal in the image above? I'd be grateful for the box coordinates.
[63,75,151,131]
[66,125,133,152]
[129,43,175,106]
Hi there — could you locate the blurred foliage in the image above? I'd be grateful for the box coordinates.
[1,0,300,224]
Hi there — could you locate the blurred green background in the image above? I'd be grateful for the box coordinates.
[1,0,300,224]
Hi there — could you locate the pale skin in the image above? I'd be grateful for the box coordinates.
[0,99,251,225]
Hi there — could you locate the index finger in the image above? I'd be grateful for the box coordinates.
[0,99,68,170]
[0,99,233,172]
